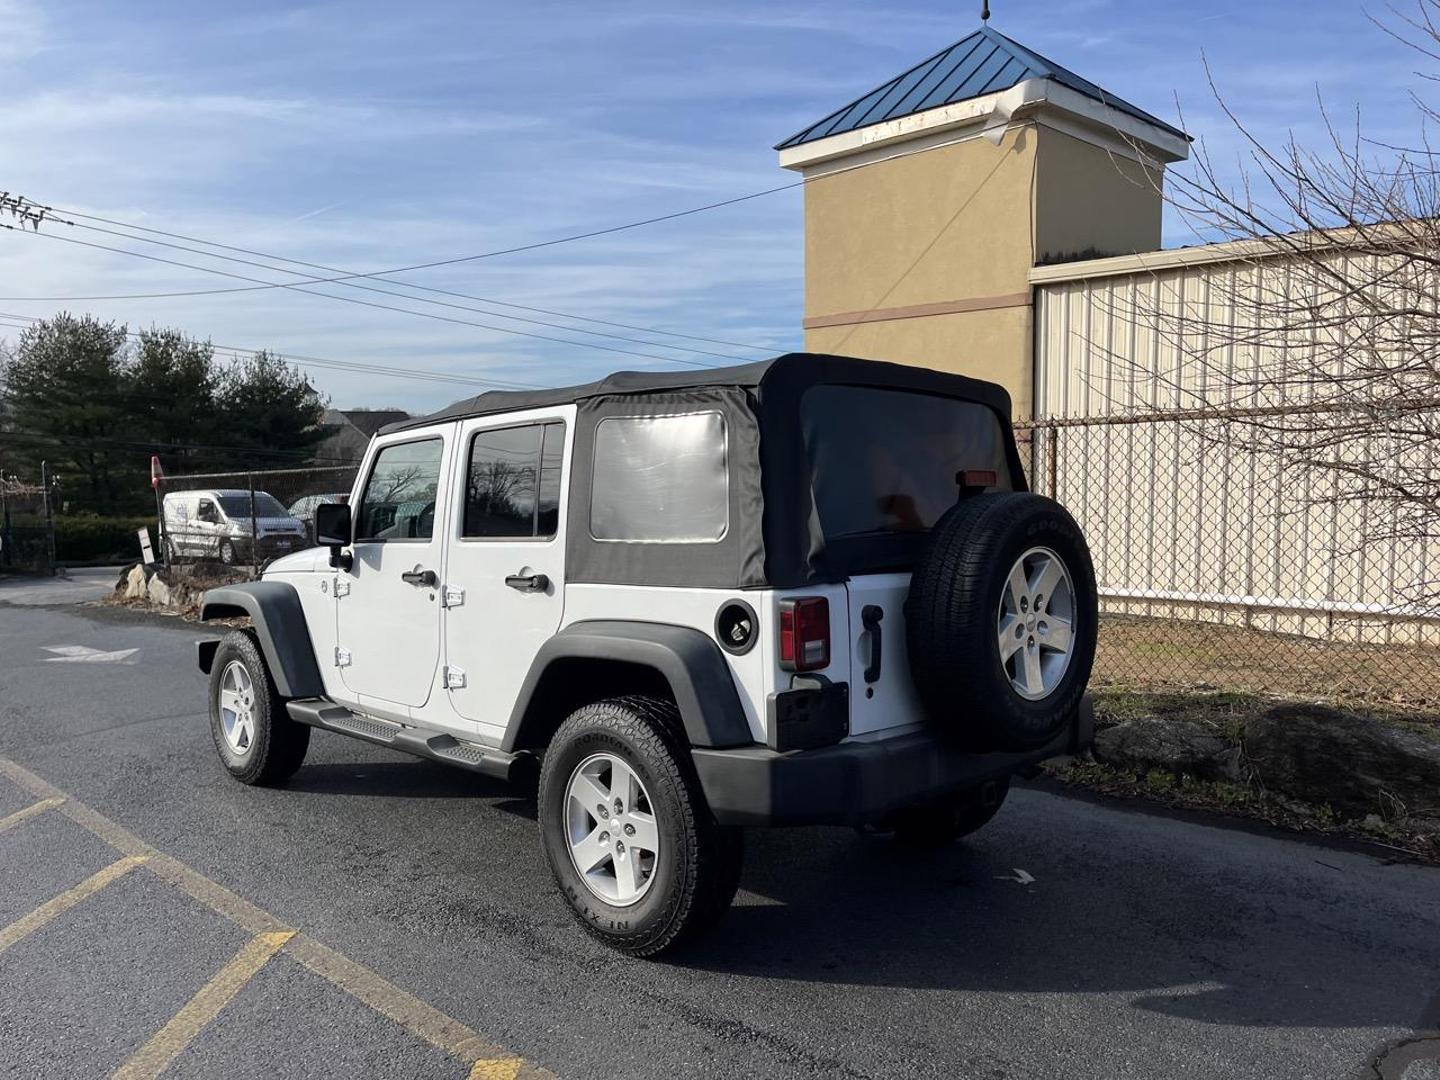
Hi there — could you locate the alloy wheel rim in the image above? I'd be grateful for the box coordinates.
[218,660,257,755]
[997,546,1076,700]
[564,753,661,907]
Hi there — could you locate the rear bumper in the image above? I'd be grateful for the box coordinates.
[693,694,1093,827]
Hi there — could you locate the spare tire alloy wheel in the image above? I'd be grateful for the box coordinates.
[998,547,1075,700]
[906,492,1098,751]
[565,752,661,906]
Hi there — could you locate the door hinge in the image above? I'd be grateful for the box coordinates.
[441,585,465,608]
[444,665,466,689]
[333,576,351,598]
[334,647,352,668]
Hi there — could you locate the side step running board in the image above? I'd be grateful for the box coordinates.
[285,698,531,783]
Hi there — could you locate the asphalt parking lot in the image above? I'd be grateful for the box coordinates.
[1,582,1438,1079]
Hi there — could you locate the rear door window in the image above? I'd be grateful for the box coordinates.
[463,421,565,539]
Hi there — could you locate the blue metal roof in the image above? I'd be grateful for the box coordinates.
[775,26,1189,150]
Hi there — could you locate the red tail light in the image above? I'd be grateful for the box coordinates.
[778,597,830,672]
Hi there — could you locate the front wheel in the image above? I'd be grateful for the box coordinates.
[538,697,743,957]
[208,630,310,785]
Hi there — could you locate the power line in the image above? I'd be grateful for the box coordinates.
[42,205,776,354]
[0,121,1033,364]
[45,216,760,363]
[0,223,715,369]
[0,128,994,311]
[3,181,803,300]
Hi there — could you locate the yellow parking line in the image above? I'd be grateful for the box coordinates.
[469,1058,524,1080]
[0,855,148,955]
[0,796,64,834]
[0,753,556,1079]
[285,934,553,1079]
[112,930,296,1080]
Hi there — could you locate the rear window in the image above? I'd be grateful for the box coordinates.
[801,385,1011,539]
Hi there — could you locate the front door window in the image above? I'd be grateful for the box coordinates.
[355,439,443,541]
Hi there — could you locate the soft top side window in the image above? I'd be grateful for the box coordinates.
[355,438,444,542]
[590,412,728,543]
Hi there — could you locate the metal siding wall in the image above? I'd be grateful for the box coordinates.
[1033,255,1438,646]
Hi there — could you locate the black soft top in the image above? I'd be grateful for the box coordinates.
[381,352,1013,435]
[382,352,1021,588]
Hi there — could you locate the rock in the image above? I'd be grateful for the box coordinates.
[147,575,172,607]
[123,564,149,600]
[1092,718,1242,782]
[1245,704,1440,820]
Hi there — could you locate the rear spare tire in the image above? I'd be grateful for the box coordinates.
[906,492,1096,751]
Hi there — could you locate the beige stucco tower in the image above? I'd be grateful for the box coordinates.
[776,26,1190,417]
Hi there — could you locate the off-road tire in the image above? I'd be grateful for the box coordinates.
[208,630,310,785]
[538,696,743,957]
[906,492,1097,751]
[890,777,1011,847]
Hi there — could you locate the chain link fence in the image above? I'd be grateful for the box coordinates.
[155,465,358,570]
[0,475,56,574]
[144,418,1439,713]
[1020,414,1440,712]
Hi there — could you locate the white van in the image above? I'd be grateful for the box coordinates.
[162,489,306,565]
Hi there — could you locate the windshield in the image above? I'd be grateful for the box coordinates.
[217,493,290,518]
[801,385,1011,539]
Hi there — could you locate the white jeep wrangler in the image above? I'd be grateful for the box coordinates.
[197,353,1097,956]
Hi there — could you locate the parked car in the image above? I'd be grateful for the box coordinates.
[162,489,307,566]
[195,354,1098,956]
[286,493,350,544]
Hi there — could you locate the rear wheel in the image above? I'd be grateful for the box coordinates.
[208,630,310,785]
[219,538,237,565]
[538,696,743,957]
[890,778,1011,847]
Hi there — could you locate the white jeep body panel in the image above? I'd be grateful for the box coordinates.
[841,572,926,737]
[341,431,452,714]
[440,405,575,741]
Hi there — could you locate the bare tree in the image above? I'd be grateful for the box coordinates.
[1106,2,1440,610]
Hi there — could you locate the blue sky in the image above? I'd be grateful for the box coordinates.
[0,0,1426,413]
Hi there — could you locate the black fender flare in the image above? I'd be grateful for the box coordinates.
[504,620,754,752]
[197,582,325,699]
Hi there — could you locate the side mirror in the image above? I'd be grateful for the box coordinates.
[315,502,353,570]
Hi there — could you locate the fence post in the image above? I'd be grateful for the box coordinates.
[155,481,167,569]
[0,480,9,570]
[40,461,56,576]
[248,472,259,572]
[1045,423,1059,499]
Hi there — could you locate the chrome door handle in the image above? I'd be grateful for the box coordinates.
[504,572,549,593]
[401,568,438,588]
